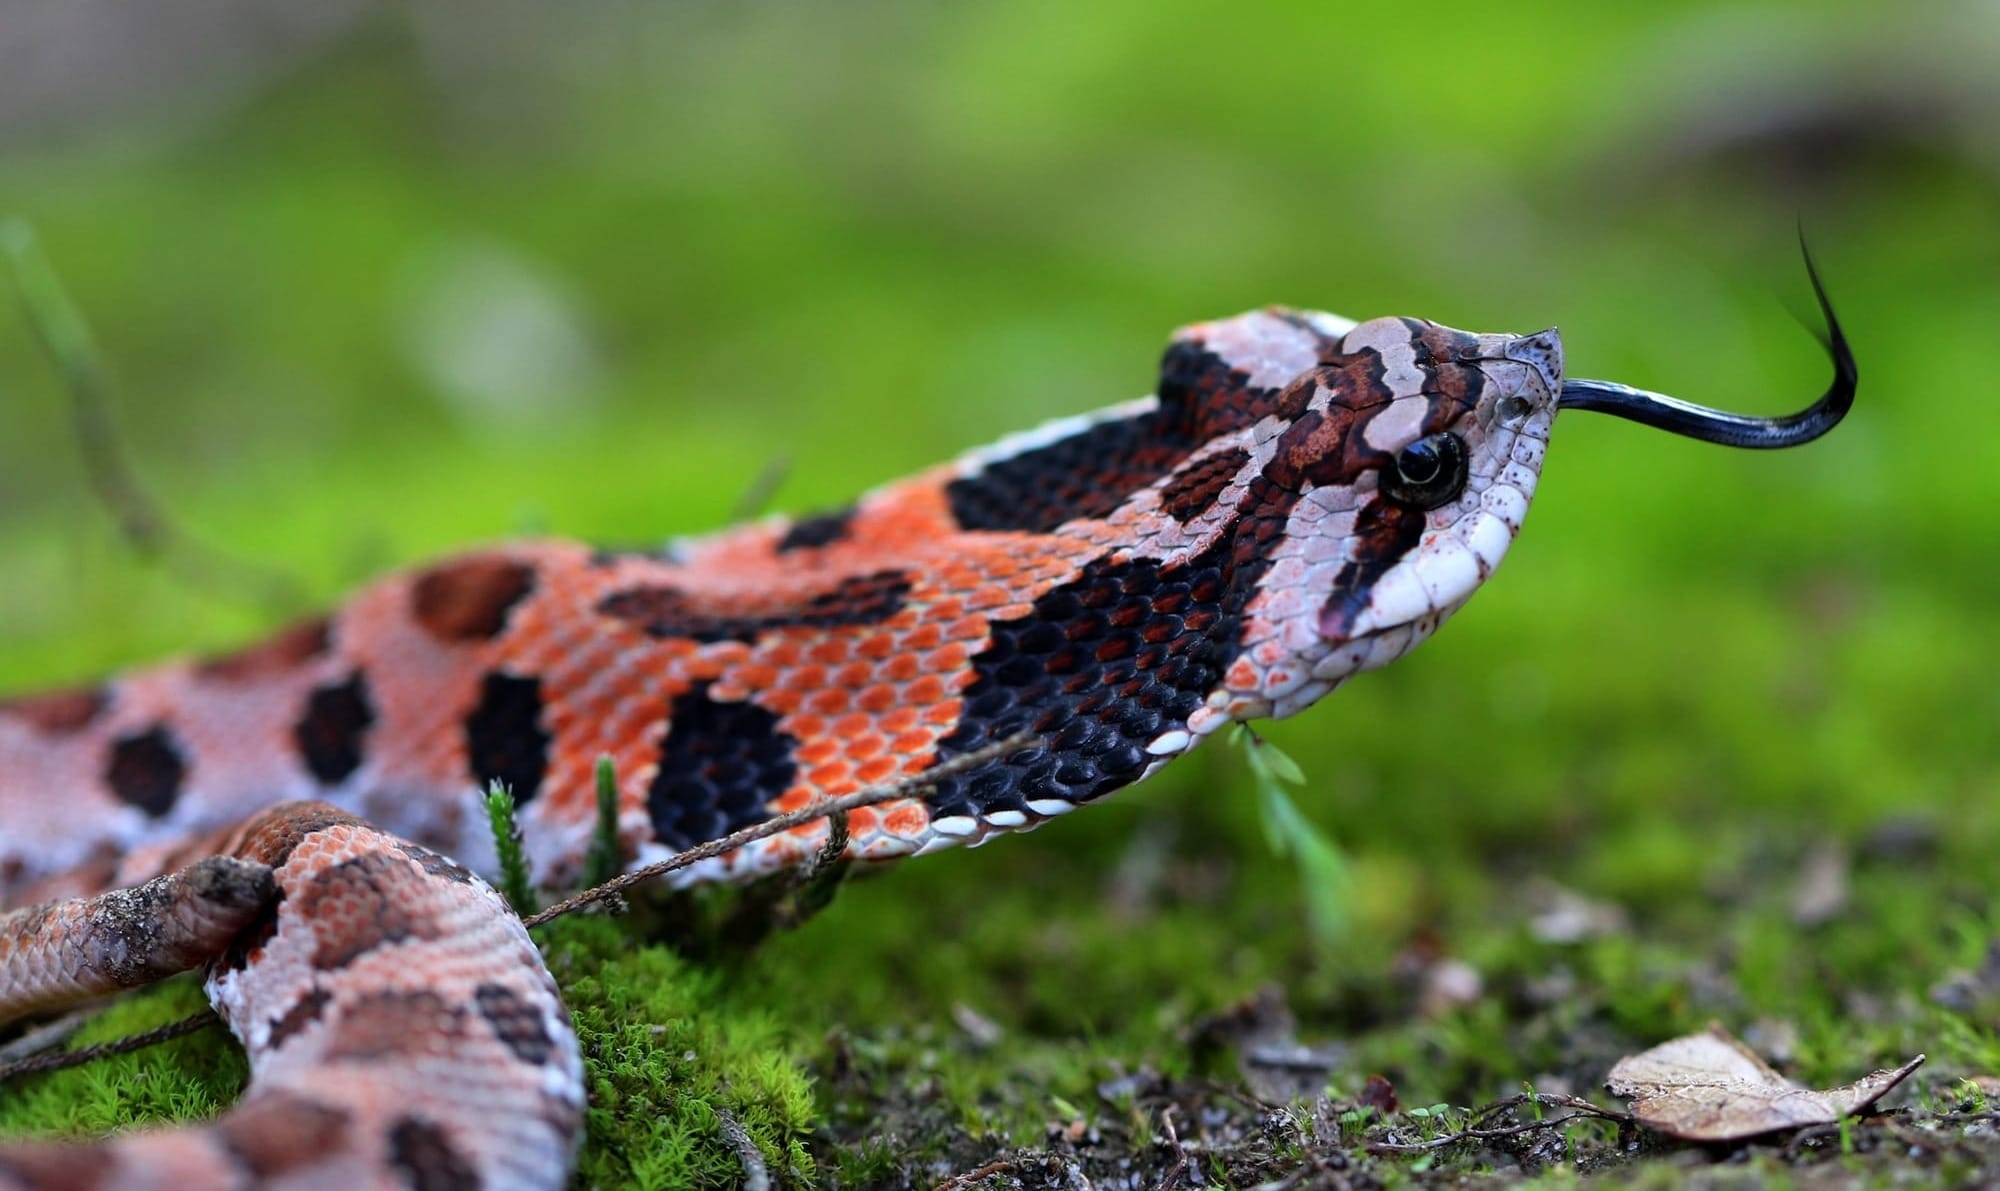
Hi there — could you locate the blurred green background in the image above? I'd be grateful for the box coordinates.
[2,0,1998,1179]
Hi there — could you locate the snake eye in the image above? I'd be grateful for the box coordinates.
[1382,432,1467,510]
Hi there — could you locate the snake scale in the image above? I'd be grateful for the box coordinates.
[0,257,1855,1189]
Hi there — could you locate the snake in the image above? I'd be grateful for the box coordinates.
[0,255,1855,1189]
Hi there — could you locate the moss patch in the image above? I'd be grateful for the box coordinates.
[0,979,244,1139]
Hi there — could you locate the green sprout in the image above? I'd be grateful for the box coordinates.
[484,781,539,916]
[1237,725,1349,946]
[582,755,625,889]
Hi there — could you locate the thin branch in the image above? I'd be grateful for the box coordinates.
[1157,1104,1194,1189]
[932,1159,1020,1191]
[0,1006,98,1065]
[713,1104,771,1191]
[0,1009,221,1085]
[524,733,1035,928]
[1365,1094,1628,1155]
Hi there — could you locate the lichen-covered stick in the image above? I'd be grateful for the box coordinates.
[0,252,1854,1189]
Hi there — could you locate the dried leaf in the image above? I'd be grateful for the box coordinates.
[1606,1023,1924,1142]
[1359,1073,1399,1114]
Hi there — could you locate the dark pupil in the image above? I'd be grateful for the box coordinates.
[1397,441,1440,484]
[1381,431,1467,511]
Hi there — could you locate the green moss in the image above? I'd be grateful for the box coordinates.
[540,917,819,1189]
[0,979,243,1139]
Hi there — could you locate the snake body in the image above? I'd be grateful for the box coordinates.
[0,291,1853,1188]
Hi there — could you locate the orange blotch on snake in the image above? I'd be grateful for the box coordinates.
[732,662,780,690]
[882,803,928,836]
[795,737,842,766]
[806,638,851,667]
[890,729,934,756]
[855,756,898,786]
[831,713,875,740]
[805,688,852,718]
[781,664,829,691]
[903,674,948,706]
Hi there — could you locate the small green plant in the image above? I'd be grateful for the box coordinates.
[1336,1105,1376,1142]
[1955,1078,1989,1114]
[1236,726,1349,945]
[484,781,539,916]
[582,755,624,889]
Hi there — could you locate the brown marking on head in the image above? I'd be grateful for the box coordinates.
[473,982,557,1065]
[195,617,333,683]
[1318,499,1431,637]
[1297,346,1391,416]
[411,555,537,643]
[295,851,442,970]
[216,1091,352,1179]
[0,685,110,735]
[325,989,467,1062]
[104,724,188,817]
[1407,321,1489,430]
[387,1115,482,1191]
[1266,405,1380,492]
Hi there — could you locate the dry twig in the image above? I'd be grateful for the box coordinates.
[0,1008,222,1085]
[524,733,1034,928]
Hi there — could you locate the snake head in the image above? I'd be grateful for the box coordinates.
[1199,313,1564,722]
[1193,249,1853,727]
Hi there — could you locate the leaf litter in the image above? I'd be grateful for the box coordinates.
[1606,1022,1924,1142]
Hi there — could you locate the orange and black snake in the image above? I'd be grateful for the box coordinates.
[0,258,1855,1189]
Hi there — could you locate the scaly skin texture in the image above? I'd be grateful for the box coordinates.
[0,805,584,1191]
[0,307,1562,1189]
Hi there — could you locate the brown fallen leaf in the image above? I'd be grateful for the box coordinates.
[1606,1023,1924,1142]
[1358,1073,1399,1115]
